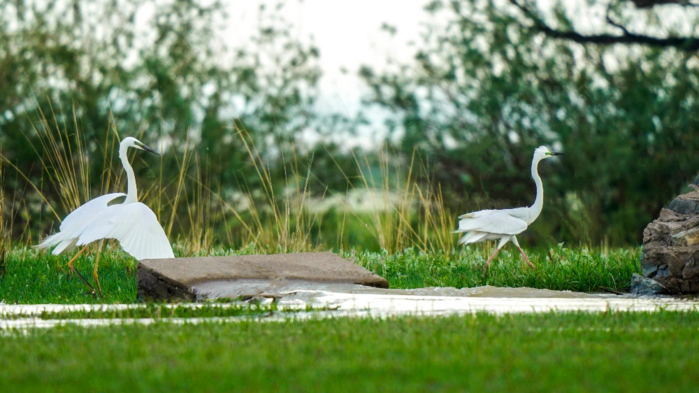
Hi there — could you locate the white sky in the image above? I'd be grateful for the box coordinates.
[222,0,433,147]
[227,0,429,110]
[211,0,698,148]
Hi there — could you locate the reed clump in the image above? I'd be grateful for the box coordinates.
[2,105,463,256]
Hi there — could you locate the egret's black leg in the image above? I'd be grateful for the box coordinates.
[67,248,97,296]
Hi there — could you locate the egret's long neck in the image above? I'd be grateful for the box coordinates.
[120,143,138,204]
[528,157,544,222]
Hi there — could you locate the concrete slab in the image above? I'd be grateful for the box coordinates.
[137,252,389,301]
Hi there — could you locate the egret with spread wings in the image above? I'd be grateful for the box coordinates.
[37,137,174,296]
[455,146,562,272]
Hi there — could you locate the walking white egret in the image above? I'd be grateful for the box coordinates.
[455,146,562,272]
[37,137,174,296]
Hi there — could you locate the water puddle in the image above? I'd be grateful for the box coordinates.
[2,284,698,331]
[191,280,605,299]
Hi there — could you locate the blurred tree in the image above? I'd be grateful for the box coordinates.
[0,0,322,238]
[360,0,699,245]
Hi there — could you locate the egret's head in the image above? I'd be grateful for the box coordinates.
[534,145,563,161]
[122,137,160,156]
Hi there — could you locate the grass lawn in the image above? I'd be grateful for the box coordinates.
[0,246,640,304]
[0,247,690,392]
[1,312,697,392]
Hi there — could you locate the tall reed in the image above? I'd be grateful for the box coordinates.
[0,159,6,274]
[5,105,463,255]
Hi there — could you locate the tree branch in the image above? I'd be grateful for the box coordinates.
[605,6,632,36]
[630,0,699,9]
[510,0,699,52]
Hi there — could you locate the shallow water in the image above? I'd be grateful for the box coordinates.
[191,279,612,300]
[2,284,698,330]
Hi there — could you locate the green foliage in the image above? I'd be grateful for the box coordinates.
[2,312,699,391]
[1,0,697,250]
[360,0,699,245]
[0,0,321,241]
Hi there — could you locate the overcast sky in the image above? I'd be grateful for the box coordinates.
[220,0,433,147]
[216,0,697,148]
[227,0,429,112]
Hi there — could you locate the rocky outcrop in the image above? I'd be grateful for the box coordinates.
[630,273,667,296]
[637,180,699,294]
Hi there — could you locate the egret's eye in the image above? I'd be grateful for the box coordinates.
[545,152,551,156]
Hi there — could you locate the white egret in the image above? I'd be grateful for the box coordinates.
[37,137,174,295]
[455,146,562,272]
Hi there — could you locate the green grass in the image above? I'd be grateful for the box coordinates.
[0,245,640,304]
[0,303,292,320]
[1,247,139,304]
[1,312,697,392]
[352,246,640,292]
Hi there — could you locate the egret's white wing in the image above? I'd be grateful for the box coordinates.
[60,193,126,231]
[458,231,488,244]
[499,207,532,222]
[456,213,528,235]
[52,238,78,254]
[458,209,498,219]
[458,207,528,220]
[37,193,126,252]
[77,202,174,260]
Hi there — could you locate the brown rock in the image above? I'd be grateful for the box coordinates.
[671,227,699,247]
[137,252,389,301]
[639,189,699,294]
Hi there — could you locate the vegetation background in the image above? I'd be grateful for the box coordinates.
[1,0,699,253]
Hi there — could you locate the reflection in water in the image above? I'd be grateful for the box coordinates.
[191,279,606,300]
[2,283,698,331]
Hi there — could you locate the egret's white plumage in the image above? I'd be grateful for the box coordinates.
[38,137,173,260]
[38,193,125,255]
[37,137,173,294]
[455,146,562,270]
[75,202,174,260]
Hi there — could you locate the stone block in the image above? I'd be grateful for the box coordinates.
[137,252,389,301]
